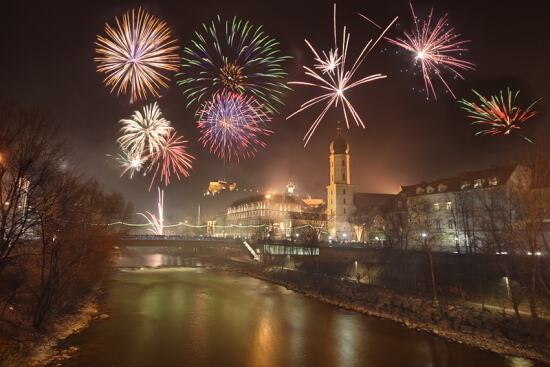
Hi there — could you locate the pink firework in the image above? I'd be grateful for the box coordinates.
[386,2,475,100]
[146,130,194,190]
[196,91,272,162]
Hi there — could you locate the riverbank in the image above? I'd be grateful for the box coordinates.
[214,260,550,365]
[0,285,107,367]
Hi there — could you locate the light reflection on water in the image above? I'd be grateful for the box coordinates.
[58,268,543,367]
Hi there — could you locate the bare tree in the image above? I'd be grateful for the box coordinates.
[509,153,550,320]
[31,176,125,328]
[0,104,65,272]
[408,197,440,303]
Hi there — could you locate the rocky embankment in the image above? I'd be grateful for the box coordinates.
[219,262,550,365]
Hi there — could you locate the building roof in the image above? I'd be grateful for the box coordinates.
[399,164,518,196]
[329,126,349,154]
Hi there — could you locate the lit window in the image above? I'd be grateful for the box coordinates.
[433,203,440,211]
[489,177,498,186]
[474,179,484,188]
[446,202,452,210]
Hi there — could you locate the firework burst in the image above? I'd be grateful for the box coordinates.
[196,91,272,162]
[117,102,173,157]
[138,187,164,235]
[146,130,195,189]
[177,16,291,114]
[287,4,398,146]
[116,148,147,179]
[95,8,180,103]
[459,88,541,143]
[386,2,475,100]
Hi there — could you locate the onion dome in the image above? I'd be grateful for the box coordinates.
[329,125,349,154]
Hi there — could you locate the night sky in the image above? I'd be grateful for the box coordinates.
[2,0,549,220]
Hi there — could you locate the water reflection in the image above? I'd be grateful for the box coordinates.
[59,268,545,367]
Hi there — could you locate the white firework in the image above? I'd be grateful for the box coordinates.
[138,187,164,235]
[116,148,146,179]
[287,4,397,146]
[117,102,173,157]
[314,48,342,74]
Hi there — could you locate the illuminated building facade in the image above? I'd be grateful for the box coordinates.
[398,164,537,252]
[212,193,326,239]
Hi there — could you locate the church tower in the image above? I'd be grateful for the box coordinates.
[326,126,355,241]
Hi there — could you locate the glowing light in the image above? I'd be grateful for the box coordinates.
[117,102,173,157]
[138,187,164,235]
[94,8,180,103]
[459,88,541,143]
[287,4,398,146]
[196,91,272,162]
[177,16,291,114]
[386,2,475,100]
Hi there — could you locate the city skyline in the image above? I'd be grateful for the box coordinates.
[1,0,548,220]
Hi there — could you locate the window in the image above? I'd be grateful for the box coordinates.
[343,198,346,204]
[343,189,346,194]
[416,187,425,195]
[342,160,345,166]
[448,219,454,229]
[489,177,498,186]
[446,201,452,211]
[344,208,346,214]
[474,179,484,188]
[426,185,435,193]
[438,183,448,192]
[435,219,441,230]
[433,203,440,211]
[342,173,345,181]
[461,182,471,190]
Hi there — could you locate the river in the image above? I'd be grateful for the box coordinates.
[58,265,542,367]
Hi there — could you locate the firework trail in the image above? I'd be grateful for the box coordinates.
[146,130,195,190]
[117,102,173,157]
[384,2,475,100]
[177,16,291,114]
[459,88,541,143]
[95,8,180,103]
[138,187,164,235]
[287,4,398,146]
[196,91,272,162]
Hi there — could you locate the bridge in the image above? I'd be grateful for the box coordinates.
[118,235,261,261]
